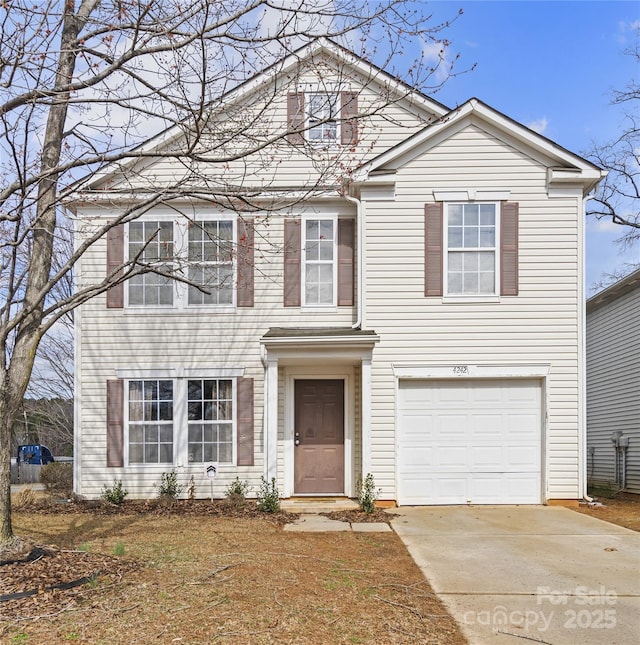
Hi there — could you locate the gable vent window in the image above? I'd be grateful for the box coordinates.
[287,91,358,146]
[308,93,339,142]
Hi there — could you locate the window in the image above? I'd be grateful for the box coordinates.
[303,218,336,306]
[128,221,174,306]
[122,217,242,309]
[187,379,233,463]
[128,380,174,464]
[308,93,338,143]
[446,203,498,295]
[188,221,233,305]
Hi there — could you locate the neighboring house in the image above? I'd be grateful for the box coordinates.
[586,269,640,494]
[69,39,604,505]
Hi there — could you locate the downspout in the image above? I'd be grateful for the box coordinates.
[345,194,363,329]
[581,191,596,503]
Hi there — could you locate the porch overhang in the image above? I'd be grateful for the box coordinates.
[260,327,379,490]
[260,327,379,363]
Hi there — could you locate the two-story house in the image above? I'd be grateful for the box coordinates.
[69,39,603,505]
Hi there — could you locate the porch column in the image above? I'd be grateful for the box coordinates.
[361,357,372,477]
[264,358,279,482]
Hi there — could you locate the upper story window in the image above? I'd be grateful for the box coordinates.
[286,91,358,147]
[187,221,234,306]
[128,221,174,306]
[308,93,339,143]
[445,203,498,296]
[303,217,337,306]
[120,217,243,309]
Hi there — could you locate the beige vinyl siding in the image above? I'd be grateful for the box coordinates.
[586,284,640,493]
[105,63,434,193]
[363,123,583,501]
[75,208,357,498]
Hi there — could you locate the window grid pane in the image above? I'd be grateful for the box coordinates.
[187,379,233,464]
[188,220,234,306]
[128,221,174,306]
[447,204,497,295]
[308,93,338,142]
[128,380,173,464]
[304,219,335,305]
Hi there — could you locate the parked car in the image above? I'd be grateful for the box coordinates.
[17,444,55,465]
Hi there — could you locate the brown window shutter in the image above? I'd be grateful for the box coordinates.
[500,202,519,296]
[106,223,124,308]
[236,377,254,466]
[237,217,254,307]
[106,379,124,468]
[424,203,443,297]
[341,91,358,146]
[286,92,305,145]
[338,218,355,306]
[283,218,301,306]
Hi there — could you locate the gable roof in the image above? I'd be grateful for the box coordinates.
[354,98,605,195]
[587,268,640,313]
[77,37,450,192]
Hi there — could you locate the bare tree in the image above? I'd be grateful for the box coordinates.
[0,0,461,547]
[586,42,640,284]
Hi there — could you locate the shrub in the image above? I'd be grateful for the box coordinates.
[101,479,128,505]
[357,473,379,514]
[40,462,73,497]
[157,470,183,499]
[257,476,280,513]
[225,477,250,508]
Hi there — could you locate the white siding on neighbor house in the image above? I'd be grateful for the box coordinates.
[587,281,640,493]
[75,205,358,499]
[363,122,584,501]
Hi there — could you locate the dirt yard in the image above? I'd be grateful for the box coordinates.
[1,498,466,644]
[573,490,640,532]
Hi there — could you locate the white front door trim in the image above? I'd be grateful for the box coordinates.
[284,367,354,498]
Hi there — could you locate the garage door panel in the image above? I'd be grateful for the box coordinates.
[472,414,504,437]
[398,379,542,505]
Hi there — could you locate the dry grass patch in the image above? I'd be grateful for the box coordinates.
[2,511,466,644]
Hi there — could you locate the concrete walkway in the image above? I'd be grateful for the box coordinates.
[390,506,640,645]
[284,513,391,532]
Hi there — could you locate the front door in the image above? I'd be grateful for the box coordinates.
[294,379,345,494]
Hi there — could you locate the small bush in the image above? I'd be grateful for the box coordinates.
[40,462,73,497]
[101,480,128,505]
[157,470,183,499]
[257,476,280,513]
[225,477,250,508]
[357,473,379,514]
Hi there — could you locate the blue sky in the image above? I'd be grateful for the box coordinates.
[414,0,639,293]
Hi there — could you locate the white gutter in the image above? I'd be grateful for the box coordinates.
[345,194,363,329]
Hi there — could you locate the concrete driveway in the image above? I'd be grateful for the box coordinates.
[390,506,640,644]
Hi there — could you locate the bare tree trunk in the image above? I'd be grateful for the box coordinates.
[0,0,94,546]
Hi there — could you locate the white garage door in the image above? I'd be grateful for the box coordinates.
[397,379,542,505]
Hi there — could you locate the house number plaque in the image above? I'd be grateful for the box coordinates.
[452,366,469,375]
